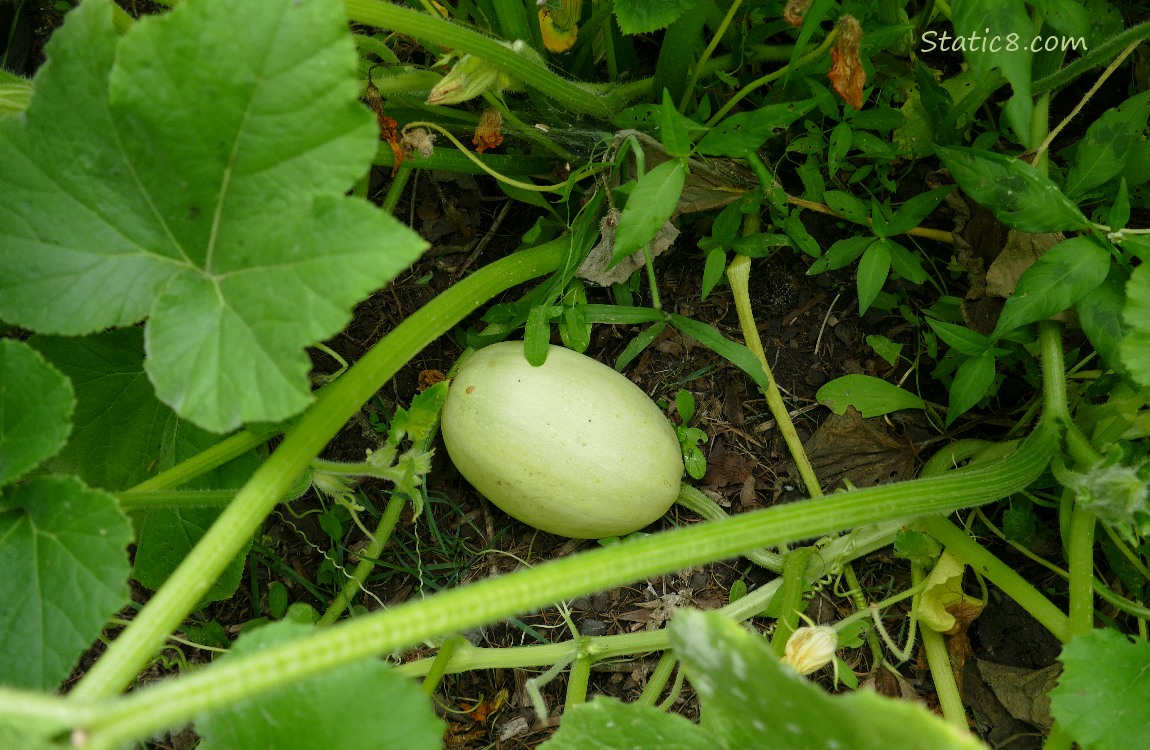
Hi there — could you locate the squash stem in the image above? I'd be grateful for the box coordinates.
[70,238,569,700]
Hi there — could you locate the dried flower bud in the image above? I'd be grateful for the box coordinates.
[401,128,436,159]
[828,15,865,110]
[782,625,838,675]
[784,0,812,27]
[472,108,504,154]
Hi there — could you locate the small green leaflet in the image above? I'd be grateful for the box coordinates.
[542,699,714,750]
[611,160,686,267]
[1050,628,1150,750]
[0,339,74,485]
[936,146,1089,233]
[817,375,925,417]
[1122,261,1150,388]
[947,351,998,425]
[0,0,427,432]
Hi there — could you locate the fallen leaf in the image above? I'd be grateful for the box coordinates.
[802,407,916,491]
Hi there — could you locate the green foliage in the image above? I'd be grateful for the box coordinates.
[1050,628,1150,750]
[0,477,132,691]
[195,620,443,750]
[817,374,925,417]
[544,610,989,749]
[612,0,696,35]
[0,339,73,485]
[0,0,426,432]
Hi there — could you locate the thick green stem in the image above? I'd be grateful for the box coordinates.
[343,0,616,116]
[79,420,1056,747]
[1066,506,1098,637]
[727,254,823,497]
[770,546,815,657]
[70,238,568,700]
[916,563,967,729]
[917,516,1072,643]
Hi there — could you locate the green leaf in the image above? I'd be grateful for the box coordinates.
[992,236,1111,337]
[675,389,696,423]
[613,0,696,34]
[700,247,727,300]
[0,339,74,485]
[611,160,685,266]
[925,318,992,357]
[827,122,852,173]
[0,0,426,433]
[669,610,988,750]
[951,0,1034,146]
[1078,264,1131,380]
[817,374,925,417]
[0,476,131,690]
[1121,264,1150,387]
[657,88,693,158]
[947,351,997,425]
[542,697,713,749]
[822,190,870,225]
[856,240,891,315]
[887,186,954,235]
[866,335,902,366]
[1050,628,1150,750]
[196,620,443,750]
[886,239,929,284]
[1063,90,1150,199]
[696,98,817,158]
[614,321,667,371]
[782,213,822,259]
[669,315,770,391]
[936,146,1090,232]
[808,236,874,274]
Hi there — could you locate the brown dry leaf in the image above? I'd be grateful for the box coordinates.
[702,437,754,489]
[577,208,679,286]
[985,230,1065,298]
[973,660,1059,731]
[828,16,865,110]
[802,406,915,491]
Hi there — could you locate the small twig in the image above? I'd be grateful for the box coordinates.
[455,199,514,279]
[814,292,841,359]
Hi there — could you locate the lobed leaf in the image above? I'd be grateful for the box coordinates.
[0,0,426,432]
[951,0,1034,147]
[0,477,132,691]
[1050,628,1150,750]
[0,339,74,486]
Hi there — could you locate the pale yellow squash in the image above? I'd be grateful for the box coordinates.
[441,341,684,538]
